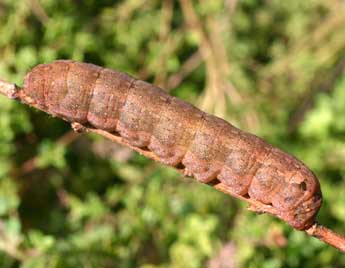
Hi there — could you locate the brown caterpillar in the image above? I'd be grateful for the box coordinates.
[22,60,322,230]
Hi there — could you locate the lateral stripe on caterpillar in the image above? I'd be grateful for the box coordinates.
[23,60,322,230]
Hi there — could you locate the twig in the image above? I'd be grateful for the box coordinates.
[305,223,345,252]
[225,0,238,16]
[71,121,276,212]
[154,0,174,88]
[73,122,345,252]
[1,78,345,252]
[26,0,50,25]
[1,79,79,175]
[0,79,19,99]
[288,57,345,133]
[20,130,79,174]
[178,0,260,131]
[0,219,35,261]
[263,3,345,77]
[166,49,203,90]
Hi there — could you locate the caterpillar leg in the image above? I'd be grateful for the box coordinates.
[71,122,85,133]
[182,153,221,183]
[212,182,278,216]
[148,137,185,166]
[247,203,277,215]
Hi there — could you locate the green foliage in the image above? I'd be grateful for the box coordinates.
[0,0,345,267]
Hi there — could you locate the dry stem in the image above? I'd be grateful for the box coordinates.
[306,223,345,252]
[0,79,20,99]
[0,78,345,252]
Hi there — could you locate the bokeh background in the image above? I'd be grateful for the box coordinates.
[0,0,345,267]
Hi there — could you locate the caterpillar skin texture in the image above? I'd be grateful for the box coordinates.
[23,60,322,230]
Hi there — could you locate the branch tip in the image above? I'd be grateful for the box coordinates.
[0,79,20,99]
[305,223,345,252]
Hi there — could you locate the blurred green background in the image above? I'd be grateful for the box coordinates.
[0,0,345,267]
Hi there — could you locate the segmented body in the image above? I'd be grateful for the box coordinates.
[23,60,322,230]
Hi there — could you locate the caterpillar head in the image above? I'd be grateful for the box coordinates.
[270,150,322,230]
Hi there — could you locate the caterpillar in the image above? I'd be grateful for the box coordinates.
[22,60,322,231]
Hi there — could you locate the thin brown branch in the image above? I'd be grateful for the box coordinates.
[1,78,345,252]
[288,57,345,133]
[73,123,345,252]
[166,49,203,90]
[26,0,50,25]
[0,79,19,99]
[225,0,238,16]
[0,217,42,260]
[264,3,345,77]
[306,223,345,252]
[178,0,260,130]
[71,122,275,214]
[154,0,174,88]
[20,130,79,174]
[179,0,234,119]
[72,124,345,251]
[0,79,79,174]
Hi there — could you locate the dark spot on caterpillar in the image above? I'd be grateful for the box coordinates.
[285,196,294,203]
[111,131,121,137]
[140,146,150,152]
[300,181,307,191]
[175,162,185,171]
[242,193,250,199]
[207,178,221,186]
